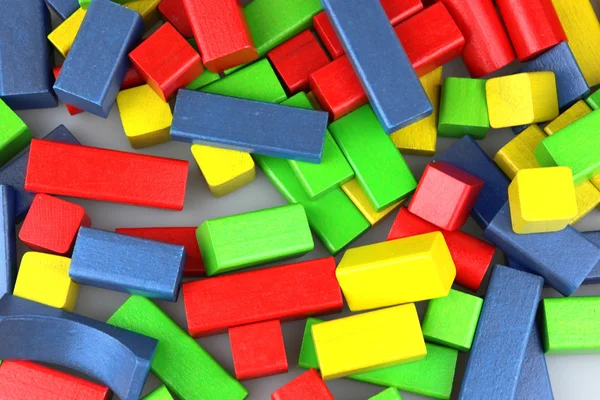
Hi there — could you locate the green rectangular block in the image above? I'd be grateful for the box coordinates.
[535,110,600,185]
[283,93,354,199]
[197,203,314,276]
[369,388,403,400]
[255,155,369,254]
[80,0,135,9]
[0,99,32,166]
[185,39,220,91]
[329,105,417,211]
[586,89,600,110]
[438,78,489,139]
[107,296,248,400]
[143,385,173,400]
[542,296,600,355]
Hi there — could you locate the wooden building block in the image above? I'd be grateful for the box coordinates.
[370,388,403,400]
[182,257,343,336]
[120,65,145,89]
[0,100,32,166]
[337,232,455,311]
[158,0,193,37]
[143,385,173,400]
[586,88,600,110]
[312,304,426,380]
[196,204,313,276]
[0,361,110,400]
[409,162,484,231]
[185,68,220,91]
[422,289,483,352]
[438,78,489,139]
[79,0,136,9]
[543,296,600,354]
[229,320,288,380]
[382,0,423,24]
[545,100,592,135]
[329,105,417,211]
[54,0,144,117]
[486,72,559,128]
[494,125,546,179]
[46,0,80,19]
[572,182,600,223]
[0,186,16,298]
[267,30,330,94]
[108,296,247,400]
[271,369,333,400]
[516,327,554,400]
[52,67,84,115]
[342,179,402,225]
[47,7,86,57]
[123,0,161,28]
[0,0,56,110]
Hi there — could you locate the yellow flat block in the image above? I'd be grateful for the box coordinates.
[552,0,600,87]
[312,304,426,380]
[486,72,559,128]
[191,144,256,197]
[494,125,545,180]
[124,0,161,28]
[48,7,86,58]
[390,67,442,155]
[341,179,403,225]
[336,232,455,311]
[13,252,79,311]
[116,85,172,149]
[509,167,577,234]
[544,100,592,136]
[572,181,600,223]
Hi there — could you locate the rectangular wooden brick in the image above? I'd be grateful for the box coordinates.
[516,327,554,400]
[0,185,16,298]
[543,296,600,354]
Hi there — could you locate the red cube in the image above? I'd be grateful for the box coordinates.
[271,369,334,400]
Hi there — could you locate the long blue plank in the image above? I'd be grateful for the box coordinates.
[516,326,554,400]
[45,0,80,19]
[0,186,16,298]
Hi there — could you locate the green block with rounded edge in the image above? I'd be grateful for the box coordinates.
[422,289,483,352]
[542,296,600,354]
[586,89,600,110]
[143,385,174,400]
[107,296,247,400]
[369,388,403,400]
[0,99,32,167]
[438,78,489,139]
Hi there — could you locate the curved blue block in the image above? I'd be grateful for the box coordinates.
[45,0,80,19]
[0,186,16,297]
[0,294,157,400]
[516,326,554,400]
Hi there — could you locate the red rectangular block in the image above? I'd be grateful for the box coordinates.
[115,227,204,276]
[0,360,110,400]
[120,66,145,90]
[52,67,83,116]
[229,319,288,381]
[24,139,189,210]
[382,0,424,25]
[271,369,334,400]
[182,257,343,337]
[158,0,194,38]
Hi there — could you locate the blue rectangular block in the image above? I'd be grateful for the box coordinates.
[0,0,57,110]
[171,90,328,162]
[0,186,16,298]
[320,0,432,134]
[484,203,600,295]
[54,0,143,117]
[435,135,509,228]
[45,0,80,19]
[516,326,554,400]
[70,227,186,301]
[459,265,543,400]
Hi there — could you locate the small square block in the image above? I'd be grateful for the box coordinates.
[438,77,489,139]
[271,369,334,400]
[0,99,32,166]
[408,161,484,231]
[508,167,577,234]
[422,289,483,352]
[369,387,403,400]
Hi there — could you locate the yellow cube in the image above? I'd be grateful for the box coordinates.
[341,179,403,226]
[47,7,86,57]
[544,100,592,136]
[13,252,79,311]
[336,232,456,311]
[508,167,577,234]
[312,304,426,380]
[486,72,559,128]
[494,125,546,180]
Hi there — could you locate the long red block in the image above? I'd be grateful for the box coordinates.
[496,0,566,61]
[388,207,494,291]
[0,360,110,400]
[129,22,203,101]
[271,369,334,400]
[182,257,343,337]
[19,194,91,255]
[181,0,257,72]
[52,67,83,116]
[229,320,288,381]
[115,227,204,276]
[120,66,145,90]
[24,140,189,210]
[158,0,194,38]
[382,0,424,25]
[437,0,515,77]
[267,30,330,94]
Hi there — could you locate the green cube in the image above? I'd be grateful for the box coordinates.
[142,385,173,400]
[0,99,32,167]
[369,388,403,400]
[422,289,483,352]
[438,78,489,139]
[586,89,600,110]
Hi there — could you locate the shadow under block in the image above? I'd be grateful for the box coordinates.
[70,227,185,301]
[458,266,543,400]
[544,100,591,135]
[342,179,402,226]
[0,360,110,400]
[516,326,554,400]
[0,0,56,110]
[312,304,426,380]
[182,257,343,337]
[53,0,144,117]
[0,101,32,166]
[542,296,600,354]
[47,7,86,57]
[438,78,489,139]
[108,296,247,400]
[0,295,157,400]
[255,155,370,254]
[0,186,15,298]
[271,369,334,400]
[329,105,417,211]
[370,388,403,400]
[24,139,189,210]
[422,289,483,352]
[484,203,600,295]
[229,320,288,380]
[494,124,546,179]
[143,385,173,400]
[46,0,80,19]
[159,0,193,38]
[321,0,432,133]
[486,72,559,128]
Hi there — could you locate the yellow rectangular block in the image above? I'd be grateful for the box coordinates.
[116,85,172,149]
[336,232,455,311]
[544,100,592,136]
[191,144,256,197]
[390,67,442,155]
[48,7,86,57]
[312,304,426,380]
[493,124,546,180]
[124,0,161,28]
[592,175,600,192]
[13,252,79,311]
[341,179,402,225]
[572,181,600,223]
[486,72,559,128]
[508,167,577,234]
